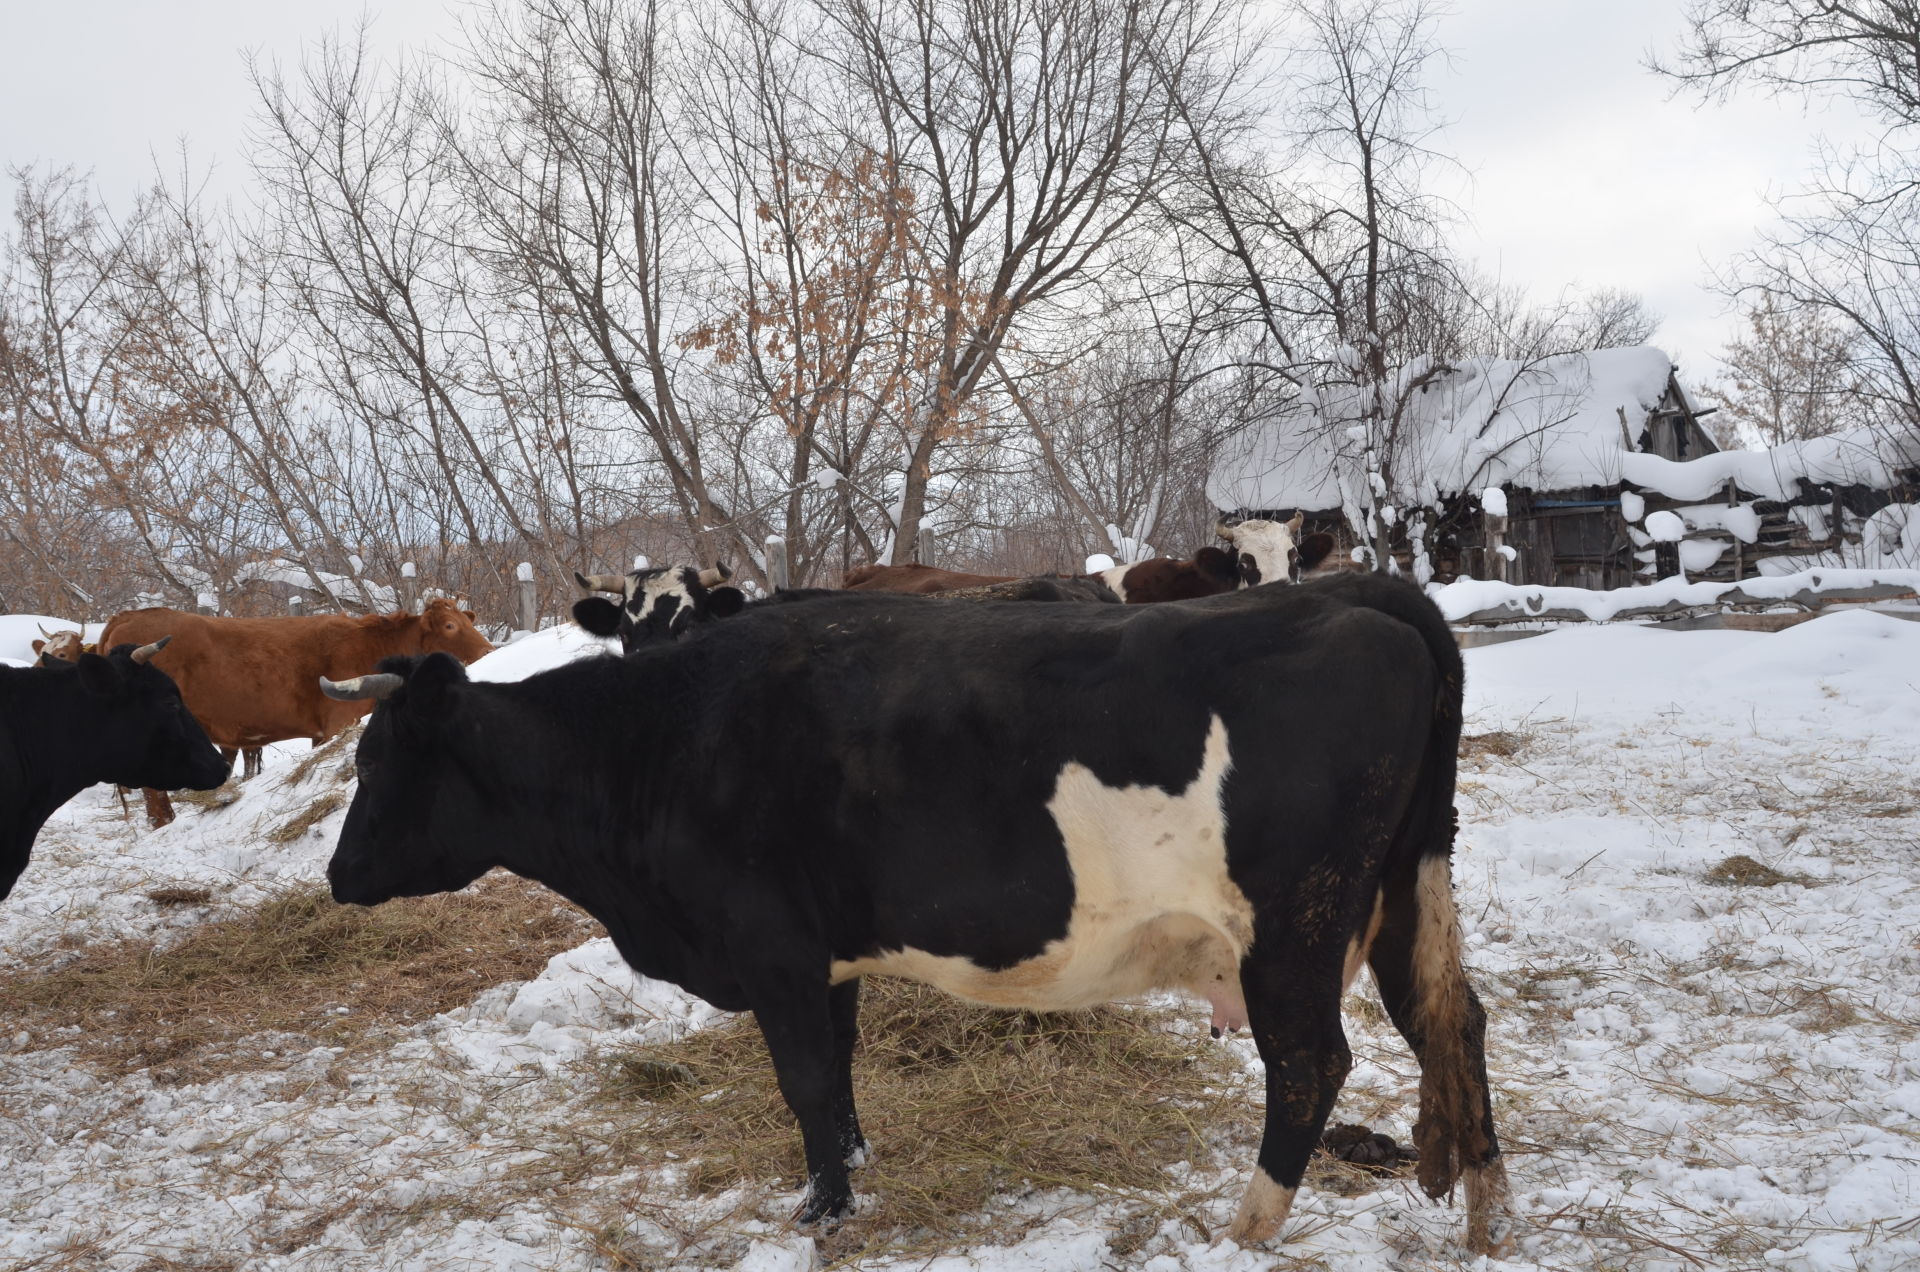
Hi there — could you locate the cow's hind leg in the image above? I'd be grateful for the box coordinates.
[1229,949,1350,1245]
[244,747,262,780]
[829,978,869,1168]
[740,958,854,1226]
[1368,853,1510,1255]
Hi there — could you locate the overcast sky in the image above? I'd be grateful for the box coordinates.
[0,0,1865,384]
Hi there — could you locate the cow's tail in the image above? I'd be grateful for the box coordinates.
[1364,583,1501,1222]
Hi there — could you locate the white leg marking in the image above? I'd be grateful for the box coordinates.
[1227,1168,1296,1245]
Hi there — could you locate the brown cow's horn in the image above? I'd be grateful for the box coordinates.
[319,673,405,702]
[1286,512,1304,532]
[574,571,628,594]
[129,636,171,664]
[38,623,56,639]
[696,562,731,588]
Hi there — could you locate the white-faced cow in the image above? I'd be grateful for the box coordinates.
[2,639,228,900]
[320,574,1509,1254]
[1216,514,1338,587]
[1096,515,1335,602]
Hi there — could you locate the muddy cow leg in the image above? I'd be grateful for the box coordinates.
[1228,941,1351,1246]
[1367,853,1510,1255]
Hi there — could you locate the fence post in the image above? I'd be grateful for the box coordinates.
[765,536,789,592]
[196,590,219,617]
[632,554,650,572]
[289,595,304,618]
[400,561,418,613]
[1485,515,1508,583]
[515,562,537,633]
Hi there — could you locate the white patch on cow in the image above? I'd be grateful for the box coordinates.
[1097,563,1133,602]
[629,568,697,628]
[1220,518,1301,588]
[1227,1168,1296,1245]
[831,716,1253,1022]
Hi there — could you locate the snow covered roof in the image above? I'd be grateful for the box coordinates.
[1620,426,1920,502]
[1209,346,1681,511]
[232,558,397,611]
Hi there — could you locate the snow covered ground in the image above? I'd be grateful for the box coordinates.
[3,612,1918,1270]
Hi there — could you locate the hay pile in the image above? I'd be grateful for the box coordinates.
[593,979,1258,1250]
[0,874,595,1082]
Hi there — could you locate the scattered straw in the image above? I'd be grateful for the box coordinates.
[145,887,214,907]
[173,780,243,811]
[0,874,596,1083]
[265,790,348,844]
[590,980,1256,1252]
[1460,730,1525,760]
[1703,855,1799,888]
[283,725,363,788]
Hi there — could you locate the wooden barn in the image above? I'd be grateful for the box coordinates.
[1209,347,1920,588]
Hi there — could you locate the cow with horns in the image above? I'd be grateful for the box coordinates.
[319,574,1511,1254]
[2,638,228,900]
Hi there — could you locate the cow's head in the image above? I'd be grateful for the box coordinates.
[33,628,86,666]
[572,563,746,653]
[1216,515,1336,586]
[320,653,494,906]
[82,638,229,792]
[417,597,494,664]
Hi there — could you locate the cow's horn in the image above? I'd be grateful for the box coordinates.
[129,636,171,664]
[697,562,732,587]
[574,571,628,594]
[1214,518,1236,540]
[38,623,56,639]
[319,672,405,702]
[1286,511,1304,532]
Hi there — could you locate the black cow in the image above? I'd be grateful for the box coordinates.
[1,639,229,900]
[575,565,1118,654]
[321,574,1510,1254]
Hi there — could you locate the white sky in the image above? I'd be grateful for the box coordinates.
[0,0,1869,385]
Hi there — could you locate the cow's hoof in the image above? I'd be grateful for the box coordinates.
[795,1189,853,1229]
[845,1139,872,1170]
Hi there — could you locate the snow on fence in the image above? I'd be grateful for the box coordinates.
[1435,567,1920,626]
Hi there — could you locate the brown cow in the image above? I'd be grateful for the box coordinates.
[842,563,1015,594]
[97,598,494,828]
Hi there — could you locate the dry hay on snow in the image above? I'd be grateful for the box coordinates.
[0,872,595,1084]
[588,979,1268,1256]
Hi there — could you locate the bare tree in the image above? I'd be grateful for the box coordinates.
[1658,1,1920,443]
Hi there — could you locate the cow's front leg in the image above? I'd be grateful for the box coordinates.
[743,960,852,1226]
[829,978,869,1168]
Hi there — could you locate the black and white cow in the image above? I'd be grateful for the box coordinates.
[320,573,1510,1253]
[573,564,748,651]
[1,639,229,900]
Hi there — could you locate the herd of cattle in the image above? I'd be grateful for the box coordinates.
[0,516,1512,1256]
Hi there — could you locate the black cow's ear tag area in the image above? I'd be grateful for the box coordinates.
[573,597,624,637]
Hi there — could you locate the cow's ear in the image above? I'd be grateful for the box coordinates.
[463,609,476,622]
[31,639,45,655]
[1297,532,1336,570]
[406,651,468,719]
[572,597,624,638]
[706,587,746,618]
[75,651,121,696]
